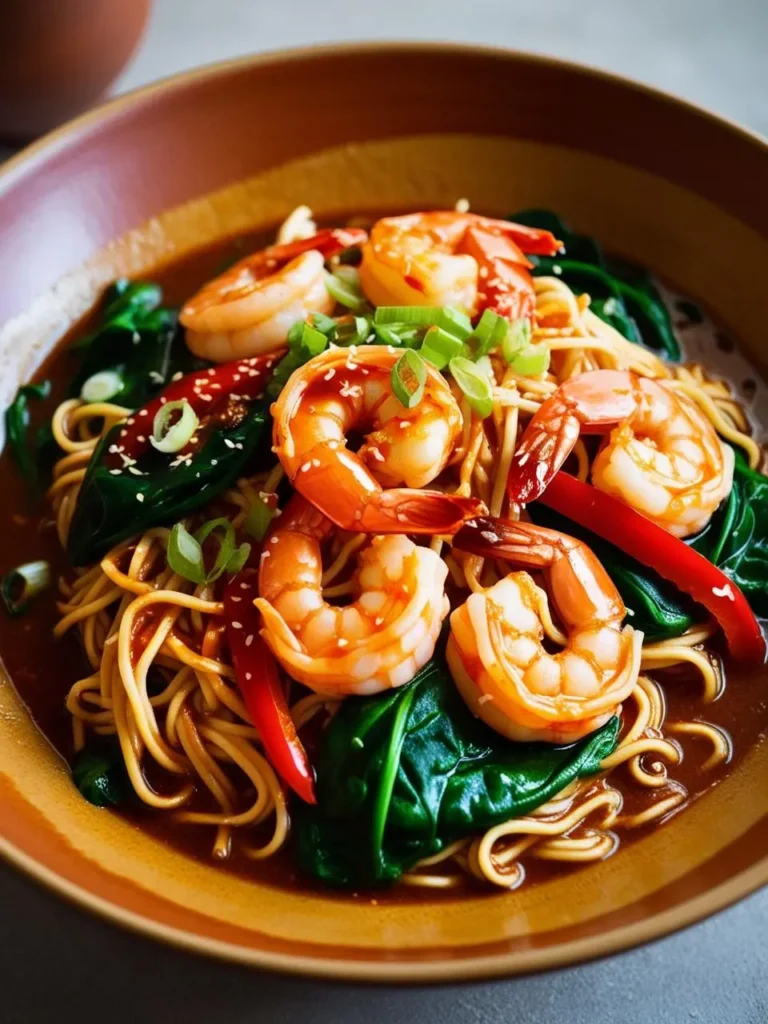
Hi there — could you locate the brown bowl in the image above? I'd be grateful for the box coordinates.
[0,44,766,982]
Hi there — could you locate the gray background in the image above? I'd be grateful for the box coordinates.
[3,0,768,1021]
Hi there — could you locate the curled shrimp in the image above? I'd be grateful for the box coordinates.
[359,211,561,321]
[271,345,485,534]
[448,517,642,744]
[508,369,734,538]
[180,228,367,362]
[255,494,449,695]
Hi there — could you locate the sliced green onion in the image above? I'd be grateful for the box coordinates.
[470,309,508,357]
[420,325,464,369]
[502,318,531,363]
[475,355,494,380]
[374,306,472,339]
[167,522,205,584]
[449,356,494,418]
[150,399,199,454]
[80,370,123,404]
[168,518,251,585]
[373,323,405,347]
[288,321,328,357]
[310,311,338,336]
[333,265,362,289]
[245,494,275,541]
[1,560,51,617]
[335,315,371,346]
[195,517,250,583]
[326,272,367,312]
[391,349,427,409]
[509,344,551,377]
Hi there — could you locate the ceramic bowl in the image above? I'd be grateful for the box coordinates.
[0,44,766,982]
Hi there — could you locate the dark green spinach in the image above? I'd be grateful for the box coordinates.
[509,209,681,360]
[72,748,124,808]
[72,279,203,409]
[4,380,52,495]
[67,394,272,565]
[296,659,620,888]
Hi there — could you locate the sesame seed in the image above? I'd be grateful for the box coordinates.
[137,435,146,443]
[126,418,135,426]
[374,616,384,626]
[199,393,213,402]
[159,397,167,405]
[323,369,336,381]
[300,460,312,472]
[211,459,218,466]
[337,638,348,647]
[399,420,409,429]
[245,634,254,646]
[240,582,249,590]
[138,410,149,417]
[136,493,145,502]
[270,536,279,544]
[231,621,243,629]
[245,672,252,680]
[312,458,321,467]
[224,439,236,449]
[171,371,183,382]
[230,596,242,602]
[127,467,144,476]
[478,693,494,704]
[261,550,271,559]
[109,469,122,476]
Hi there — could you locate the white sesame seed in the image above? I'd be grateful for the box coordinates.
[374,616,384,626]
[300,460,312,472]
[136,493,145,502]
[245,672,252,680]
[270,536,279,544]
[137,435,146,443]
[231,621,243,629]
[230,596,242,602]
[199,393,213,402]
[323,369,336,381]
[224,439,236,449]
[211,459,218,466]
[337,638,348,647]
[245,634,254,647]
[126,418,135,426]
[240,582,249,590]
[109,469,122,476]
[138,409,149,417]
[159,397,167,405]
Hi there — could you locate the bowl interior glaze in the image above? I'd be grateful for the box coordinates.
[0,45,766,981]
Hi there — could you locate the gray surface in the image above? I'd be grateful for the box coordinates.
[3,0,768,1021]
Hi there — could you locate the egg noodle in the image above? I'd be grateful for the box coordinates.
[48,210,757,889]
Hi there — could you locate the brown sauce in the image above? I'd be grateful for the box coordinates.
[1,230,767,904]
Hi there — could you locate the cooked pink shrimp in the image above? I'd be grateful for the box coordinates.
[255,495,449,695]
[448,517,642,744]
[180,228,367,362]
[359,211,561,321]
[508,369,734,538]
[271,345,485,534]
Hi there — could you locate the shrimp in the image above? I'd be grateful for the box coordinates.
[508,369,734,538]
[180,228,367,362]
[359,211,561,322]
[448,517,642,744]
[271,345,485,534]
[255,494,449,695]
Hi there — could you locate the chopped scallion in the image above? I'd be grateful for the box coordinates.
[310,311,338,336]
[244,494,275,541]
[150,399,199,454]
[391,349,427,408]
[373,324,405,347]
[335,315,371,346]
[470,309,508,357]
[167,518,250,585]
[374,306,472,339]
[289,321,328,357]
[325,272,368,312]
[1,560,51,617]
[502,318,531,363]
[509,344,551,377]
[448,356,494,418]
[420,325,464,369]
[80,370,124,404]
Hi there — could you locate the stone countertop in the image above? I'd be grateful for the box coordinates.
[3,1,767,1021]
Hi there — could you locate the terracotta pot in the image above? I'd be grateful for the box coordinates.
[0,45,766,982]
[0,0,151,141]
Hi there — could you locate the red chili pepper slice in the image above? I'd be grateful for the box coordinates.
[538,472,766,665]
[111,351,283,465]
[224,569,317,804]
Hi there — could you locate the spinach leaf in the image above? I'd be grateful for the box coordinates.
[71,279,204,410]
[509,209,680,360]
[295,659,620,888]
[693,453,768,617]
[4,380,52,496]
[72,748,124,808]
[67,394,272,565]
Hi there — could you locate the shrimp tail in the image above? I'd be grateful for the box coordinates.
[357,490,486,535]
[507,397,582,503]
[264,227,368,265]
[453,515,560,565]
